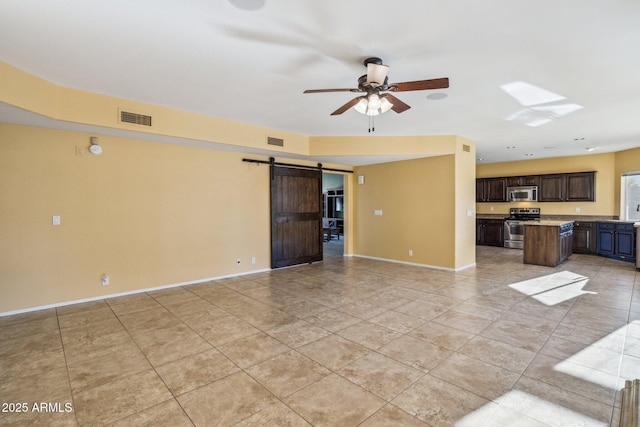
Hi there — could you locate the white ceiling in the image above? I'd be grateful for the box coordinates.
[1,0,639,165]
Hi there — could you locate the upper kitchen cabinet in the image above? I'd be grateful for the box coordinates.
[564,172,596,201]
[538,172,596,202]
[476,171,595,203]
[476,178,507,202]
[538,174,565,202]
[506,175,540,187]
[538,171,595,202]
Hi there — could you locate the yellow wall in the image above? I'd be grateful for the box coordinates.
[476,153,617,216]
[354,156,456,268]
[454,137,477,268]
[0,62,309,156]
[350,136,476,270]
[310,135,462,157]
[352,135,476,270]
[0,123,274,312]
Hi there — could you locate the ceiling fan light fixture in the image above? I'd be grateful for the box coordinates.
[367,94,381,110]
[354,97,369,115]
[354,94,393,116]
[380,96,393,113]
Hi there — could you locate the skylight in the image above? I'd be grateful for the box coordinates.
[501,81,583,127]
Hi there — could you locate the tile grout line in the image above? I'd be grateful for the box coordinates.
[54,307,81,427]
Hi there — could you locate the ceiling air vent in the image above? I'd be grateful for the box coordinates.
[267,136,284,147]
[120,110,152,127]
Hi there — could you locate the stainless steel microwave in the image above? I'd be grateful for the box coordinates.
[507,186,538,202]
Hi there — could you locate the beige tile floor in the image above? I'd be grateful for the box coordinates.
[1,244,639,426]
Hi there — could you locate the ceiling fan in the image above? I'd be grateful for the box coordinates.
[303,57,449,116]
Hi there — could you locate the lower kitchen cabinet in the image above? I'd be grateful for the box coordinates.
[477,219,504,247]
[572,221,597,254]
[596,222,636,262]
[523,222,573,267]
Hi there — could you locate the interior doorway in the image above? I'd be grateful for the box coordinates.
[322,172,344,258]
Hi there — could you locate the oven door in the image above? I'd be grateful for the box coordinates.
[504,220,525,249]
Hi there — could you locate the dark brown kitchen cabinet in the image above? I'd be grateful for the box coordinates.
[476,219,504,246]
[475,180,485,202]
[539,172,595,202]
[539,174,565,202]
[572,221,597,254]
[565,172,596,201]
[476,178,507,202]
[523,222,573,267]
[506,175,540,187]
[477,171,595,203]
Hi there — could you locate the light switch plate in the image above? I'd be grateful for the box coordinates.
[52,216,61,225]
[374,210,383,216]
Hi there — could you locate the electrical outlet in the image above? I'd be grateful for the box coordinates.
[251,257,256,264]
[408,250,413,257]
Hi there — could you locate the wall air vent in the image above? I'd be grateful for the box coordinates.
[267,136,284,147]
[120,110,152,127]
[463,144,471,152]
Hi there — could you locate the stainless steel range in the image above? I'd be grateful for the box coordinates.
[504,207,541,249]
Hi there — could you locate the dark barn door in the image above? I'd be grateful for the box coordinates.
[271,166,323,268]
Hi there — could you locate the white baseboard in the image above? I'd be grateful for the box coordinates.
[352,254,476,272]
[0,267,271,317]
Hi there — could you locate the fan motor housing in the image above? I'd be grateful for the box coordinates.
[358,74,388,92]
[363,57,383,67]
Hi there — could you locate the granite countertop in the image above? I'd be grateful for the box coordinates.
[524,220,574,226]
[476,214,623,221]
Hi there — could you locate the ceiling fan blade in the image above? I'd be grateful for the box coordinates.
[330,97,361,115]
[390,77,449,92]
[384,94,411,113]
[367,63,389,85]
[304,88,357,94]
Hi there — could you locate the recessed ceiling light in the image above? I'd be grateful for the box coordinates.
[228,0,265,10]
[585,147,596,152]
[477,158,485,161]
[574,137,585,141]
[506,146,516,149]
[525,153,534,157]
[426,93,448,101]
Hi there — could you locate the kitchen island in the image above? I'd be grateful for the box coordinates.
[523,220,574,267]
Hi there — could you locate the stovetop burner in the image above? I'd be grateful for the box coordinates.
[507,207,541,221]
